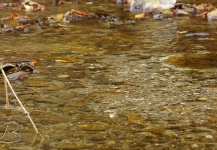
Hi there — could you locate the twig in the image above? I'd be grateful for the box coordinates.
[4,77,9,108]
[1,66,39,134]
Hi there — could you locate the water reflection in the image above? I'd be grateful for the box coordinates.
[1,0,217,149]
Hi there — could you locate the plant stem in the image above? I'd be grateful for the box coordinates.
[4,77,9,108]
[1,67,39,133]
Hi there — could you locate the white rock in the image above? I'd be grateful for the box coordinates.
[130,0,177,13]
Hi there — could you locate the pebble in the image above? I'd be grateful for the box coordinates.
[191,143,199,148]
[77,123,109,131]
[197,97,208,101]
[205,135,213,139]
[57,74,69,78]
[86,2,93,4]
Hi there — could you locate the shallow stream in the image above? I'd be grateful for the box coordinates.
[1,0,217,149]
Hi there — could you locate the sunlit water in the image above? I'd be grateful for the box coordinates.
[0,0,217,149]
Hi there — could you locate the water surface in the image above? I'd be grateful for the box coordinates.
[1,0,217,149]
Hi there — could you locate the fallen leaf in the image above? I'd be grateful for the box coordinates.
[135,13,145,20]
[177,31,188,34]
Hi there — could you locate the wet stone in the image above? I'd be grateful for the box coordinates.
[163,130,177,138]
[132,69,145,73]
[27,79,49,87]
[125,113,147,122]
[0,113,7,118]
[77,114,101,122]
[197,97,209,101]
[208,117,217,122]
[143,125,166,134]
[191,143,199,148]
[35,112,71,124]
[64,101,86,108]
[0,144,8,150]
[89,133,107,141]
[77,123,110,131]
[32,94,64,104]
[46,80,65,91]
[57,74,69,78]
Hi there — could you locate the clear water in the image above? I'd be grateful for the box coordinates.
[0,0,217,149]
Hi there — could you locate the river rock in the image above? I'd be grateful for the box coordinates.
[7,71,29,80]
[77,123,110,131]
[163,130,177,138]
[27,79,49,87]
[144,125,166,134]
[130,0,177,13]
[191,143,199,148]
[46,80,65,91]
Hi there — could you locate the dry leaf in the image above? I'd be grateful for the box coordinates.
[135,13,145,20]
[177,31,188,34]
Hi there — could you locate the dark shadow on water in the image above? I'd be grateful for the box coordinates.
[165,53,217,69]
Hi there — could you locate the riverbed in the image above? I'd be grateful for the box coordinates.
[0,0,217,149]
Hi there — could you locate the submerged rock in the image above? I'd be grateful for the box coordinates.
[185,32,209,37]
[1,60,39,80]
[153,14,168,19]
[7,71,29,80]
[77,123,110,131]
